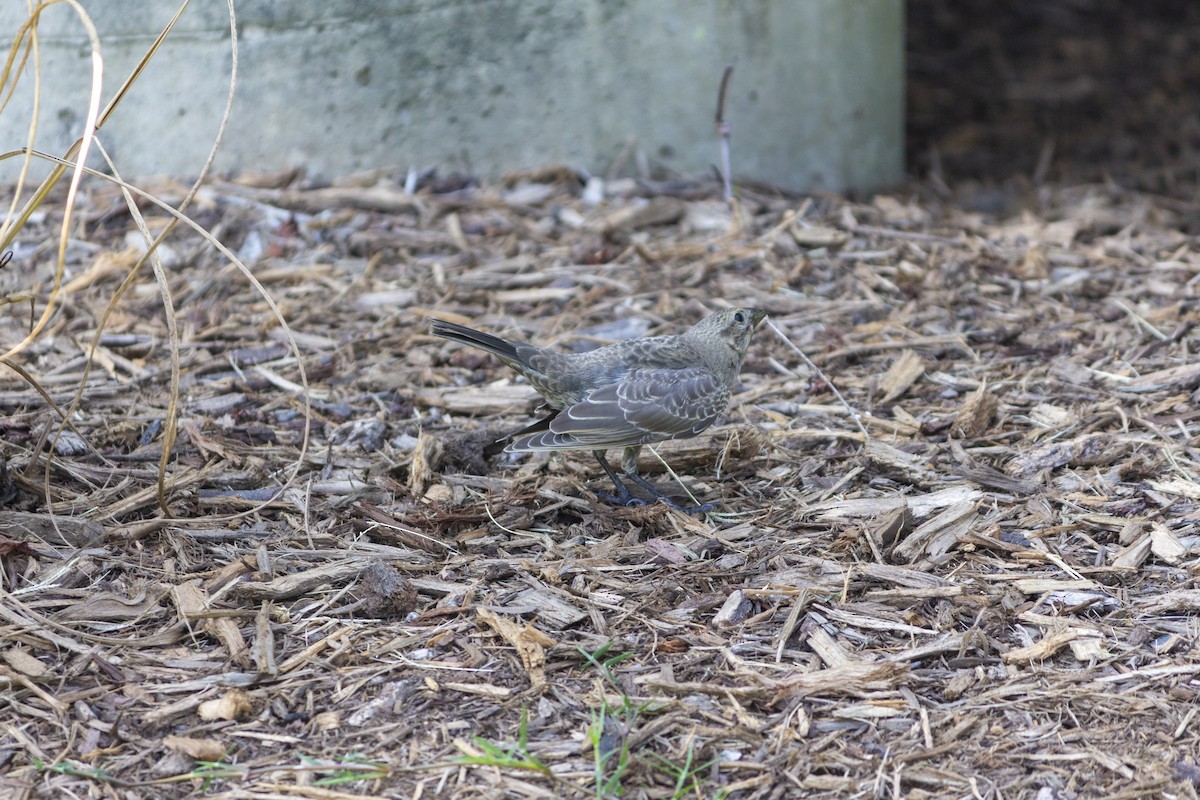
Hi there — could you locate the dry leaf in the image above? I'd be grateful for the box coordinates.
[313,711,340,731]
[163,735,226,762]
[476,607,556,689]
[0,535,36,556]
[197,689,254,721]
[408,428,441,496]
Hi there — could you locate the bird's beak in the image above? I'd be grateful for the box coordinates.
[750,309,767,327]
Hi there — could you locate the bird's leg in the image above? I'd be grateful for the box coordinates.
[600,443,710,513]
[593,450,642,506]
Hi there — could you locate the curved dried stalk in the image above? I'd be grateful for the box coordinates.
[69,0,231,515]
[0,1,311,521]
[0,1,189,253]
[0,0,103,364]
[15,150,313,523]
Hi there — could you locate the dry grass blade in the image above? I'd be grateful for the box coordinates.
[0,0,103,361]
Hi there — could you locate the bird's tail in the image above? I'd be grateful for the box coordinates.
[429,318,521,361]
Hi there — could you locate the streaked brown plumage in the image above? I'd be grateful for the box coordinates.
[430,307,765,509]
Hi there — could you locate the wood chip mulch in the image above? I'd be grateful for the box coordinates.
[2,166,1200,799]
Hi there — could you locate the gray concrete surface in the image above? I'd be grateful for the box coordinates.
[0,1,903,192]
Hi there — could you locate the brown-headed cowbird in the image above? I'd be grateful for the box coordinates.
[430,307,765,510]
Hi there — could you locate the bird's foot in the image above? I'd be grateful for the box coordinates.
[627,472,713,514]
[596,490,646,508]
[661,498,715,514]
[596,489,713,515]
[593,456,714,514]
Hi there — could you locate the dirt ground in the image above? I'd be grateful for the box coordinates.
[4,6,1200,800]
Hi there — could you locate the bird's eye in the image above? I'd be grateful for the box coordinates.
[733,311,746,325]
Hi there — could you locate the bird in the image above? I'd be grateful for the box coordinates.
[430,307,766,511]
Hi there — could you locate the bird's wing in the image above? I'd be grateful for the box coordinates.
[509,367,729,451]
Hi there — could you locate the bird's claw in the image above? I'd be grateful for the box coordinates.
[659,498,714,515]
[596,491,644,507]
[596,491,711,514]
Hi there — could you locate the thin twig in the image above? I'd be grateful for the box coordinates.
[715,62,735,204]
[765,319,869,441]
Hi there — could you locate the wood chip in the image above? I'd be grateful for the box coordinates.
[12,127,1200,795]
[790,223,849,249]
[951,381,998,438]
[172,581,250,666]
[415,382,543,415]
[864,439,936,483]
[0,510,103,547]
[1011,578,1102,594]
[806,625,853,667]
[1146,478,1200,500]
[712,590,753,628]
[1111,533,1152,569]
[1149,523,1187,564]
[2,648,47,678]
[1003,629,1079,663]
[503,586,587,629]
[891,500,979,562]
[232,560,366,601]
[877,350,926,403]
[597,197,686,233]
[772,661,910,701]
[637,424,769,474]
[441,681,513,698]
[1122,362,1200,392]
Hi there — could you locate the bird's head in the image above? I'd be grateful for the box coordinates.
[687,306,767,367]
